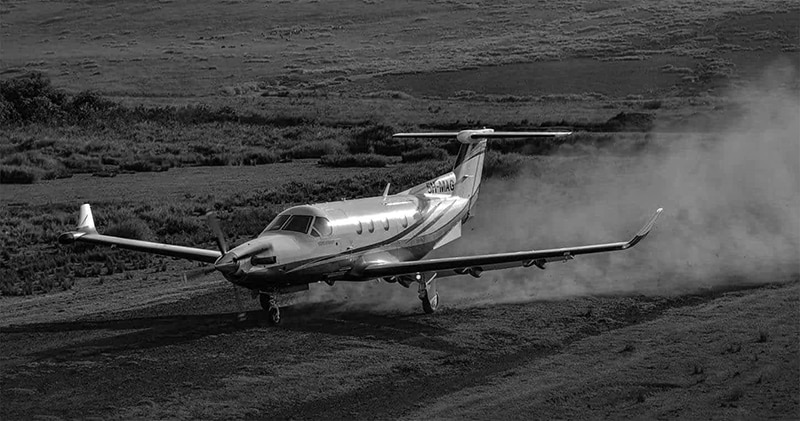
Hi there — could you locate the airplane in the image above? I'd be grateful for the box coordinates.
[59,128,663,325]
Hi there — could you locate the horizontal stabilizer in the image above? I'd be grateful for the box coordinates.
[393,128,572,144]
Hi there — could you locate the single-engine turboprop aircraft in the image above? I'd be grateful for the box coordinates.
[60,129,662,324]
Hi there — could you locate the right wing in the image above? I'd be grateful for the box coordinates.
[359,208,662,279]
[58,204,221,264]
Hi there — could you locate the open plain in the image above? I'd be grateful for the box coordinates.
[1,0,799,420]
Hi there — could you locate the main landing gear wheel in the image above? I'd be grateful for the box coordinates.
[420,289,439,314]
[259,294,281,325]
[417,274,439,314]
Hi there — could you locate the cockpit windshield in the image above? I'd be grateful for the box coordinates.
[283,215,313,233]
[260,214,330,237]
[266,214,290,231]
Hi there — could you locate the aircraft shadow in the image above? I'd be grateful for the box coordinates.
[1,304,454,360]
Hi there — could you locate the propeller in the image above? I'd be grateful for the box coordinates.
[205,211,228,255]
[205,211,246,321]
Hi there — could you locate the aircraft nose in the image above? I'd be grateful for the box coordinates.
[215,252,240,275]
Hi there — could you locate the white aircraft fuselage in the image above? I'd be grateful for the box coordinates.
[60,129,661,324]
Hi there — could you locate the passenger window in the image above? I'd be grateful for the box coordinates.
[356,221,363,234]
[401,215,408,228]
[282,215,313,234]
[368,220,375,233]
[312,217,333,236]
[383,218,389,231]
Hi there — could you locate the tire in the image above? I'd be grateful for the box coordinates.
[260,294,281,325]
[421,291,439,314]
[267,306,281,325]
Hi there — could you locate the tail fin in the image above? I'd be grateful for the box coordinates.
[393,129,571,201]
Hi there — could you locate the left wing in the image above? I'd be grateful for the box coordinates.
[358,208,662,279]
[58,204,222,264]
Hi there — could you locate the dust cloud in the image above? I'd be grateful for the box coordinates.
[309,65,800,311]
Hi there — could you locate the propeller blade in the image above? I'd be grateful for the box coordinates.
[233,285,246,322]
[205,211,228,254]
[183,266,216,281]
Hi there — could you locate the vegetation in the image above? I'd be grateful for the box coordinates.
[401,147,450,163]
[318,153,392,168]
[0,73,665,185]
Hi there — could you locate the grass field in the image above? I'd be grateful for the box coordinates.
[0,1,798,419]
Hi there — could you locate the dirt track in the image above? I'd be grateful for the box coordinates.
[2,279,797,420]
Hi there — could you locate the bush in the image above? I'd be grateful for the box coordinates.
[1,150,69,179]
[287,140,347,158]
[105,218,153,240]
[602,112,654,132]
[318,153,391,168]
[347,124,395,154]
[401,146,450,163]
[482,151,525,179]
[641,100,662,110]
[0,72,66,124]
[62,154,103,172]
[0,165,39,184]
[242,150,281,165]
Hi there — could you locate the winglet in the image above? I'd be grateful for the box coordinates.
[58,204,97,244]
[624,208,663,249]
[77,204,97,234]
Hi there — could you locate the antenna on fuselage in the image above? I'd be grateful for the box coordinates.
[382,183,391,199]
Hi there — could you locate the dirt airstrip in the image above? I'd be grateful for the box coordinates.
[1,276,798,420]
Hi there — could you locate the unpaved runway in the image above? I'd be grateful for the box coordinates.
[1,280,798,420]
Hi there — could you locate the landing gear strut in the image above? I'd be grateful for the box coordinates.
[417,273,439,314]
[259,293,281,325]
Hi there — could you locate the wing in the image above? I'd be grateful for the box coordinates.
[58,204,221,264]
[359,208,662,279]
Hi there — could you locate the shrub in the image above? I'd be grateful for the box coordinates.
[347,124,395,154]
[1,150,69,179]
[0,165,39,184]
[62,154,103,172]
[120,160,164,172]
[0,72,66,124]
[482,151,525,179]
[287,140,347,158]
[642,100,662,110]
[318,153,391,168]
[242,150,281,165]
[0,270,22,296]
[105,218,153,240]
[602,112,654,132]
[401,146,449,163]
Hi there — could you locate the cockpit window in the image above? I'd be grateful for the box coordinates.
[312,217,332,237]
[266,214,290,231]
[283,215,313,234]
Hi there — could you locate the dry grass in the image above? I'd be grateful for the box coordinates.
[1,1,795,98]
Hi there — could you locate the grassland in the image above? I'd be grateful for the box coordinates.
[0,1,798,419]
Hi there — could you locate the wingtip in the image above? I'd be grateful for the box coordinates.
[635,207,663,238]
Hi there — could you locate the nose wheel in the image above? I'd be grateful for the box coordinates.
[259,293,281,325]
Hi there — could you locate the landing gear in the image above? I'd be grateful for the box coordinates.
[259,293,281,325]
[417,273,439,314]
